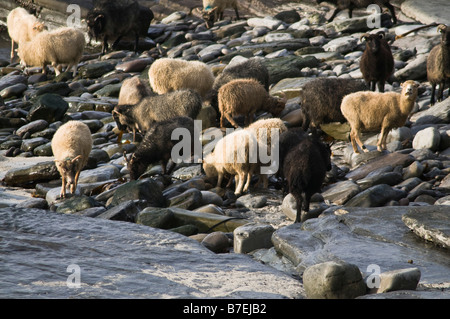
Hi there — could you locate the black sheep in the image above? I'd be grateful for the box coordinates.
[299,78,368,133]
[281,134,331,223]
[359,31,394,92]
[427,24,450,105]
[86,0,153,54]
[125,117,195,179]
[320,0,397,24]
[207,58,270,122]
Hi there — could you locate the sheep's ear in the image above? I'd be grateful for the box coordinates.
[438,24,447,33]
[360,34,369,42]
[94,14,104,22]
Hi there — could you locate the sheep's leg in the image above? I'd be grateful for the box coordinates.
[438,80,446,103]
[134,32,139,54]
[377,126,389,152]
[217,172,224,188]
[10,40,15,63]
[102,36,109,54]
[370,81,376,92]
[349,129,360,153]
[327,8,340,22]
[234,171,246,195]
[72,170,81,194]
[223,112,239,128]
[430,84,436,105]
[112,35,124,50]
[243,172,252,193]
[294,196,303,223]
[226,175,235,188]
[384,2,397,24]
[377,80,385,93]
[245,113,255,127]
[352,128,368,153]
[60,175,67,198]
[233,5,240,20]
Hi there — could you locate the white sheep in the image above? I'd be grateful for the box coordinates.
[340,80,419,153]
[148,58,215,98]
[7,7,45,63]
[17,27,85,77]
[247,118,288,187]
[51,121,92,198]
[203,128,259,195]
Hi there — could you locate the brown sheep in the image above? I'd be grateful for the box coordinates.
[427,24,450,105]
[341,80,419,153]
[218,78,286,128]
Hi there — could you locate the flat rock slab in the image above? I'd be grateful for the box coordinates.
[402,209,450,249]
[401,0,450,25]
[0,207,304,298]
[272,206,450,292]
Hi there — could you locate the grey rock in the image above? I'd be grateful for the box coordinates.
[345,184,406,207]
[373,268,421,293]
[247,16,283,30]
[3,161,59,187]
[56,195,103,214]
[356,172,403,191]
[20,137,49,153]
[234,223,275,254]
[303,261,366,299]
[402,161,425,179]
[27,94,69,123]
[235,194,267,209]
[394,54,428,81]
[109,178,165,208]
[402,209,450,249]
[0,207,302,298]
[323,36,358,54]
[412,127,441,151]
[168,188,203,210]
[0,83,28,99]
[96,200,142,222]
[322,180,361,205]
[200,191,223,207]
[410,97,450,125]
[79,62,115,79]
[136,207,177,229]
[78,165,121,184]
[201,231,231,253]
[0,74,27,91]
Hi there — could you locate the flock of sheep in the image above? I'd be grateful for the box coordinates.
[4,0,450,223]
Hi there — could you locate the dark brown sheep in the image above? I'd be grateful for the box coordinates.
[359,31,394,92]
[320,0,397,24]
[427,24,450,105]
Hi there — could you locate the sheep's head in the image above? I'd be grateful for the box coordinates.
[112,105,134,131]
[124,152,146,180]
[360,31,386,54]
[55,155,82,193]
[438,24,450,47]
[199,6,218,29]
[86,11,105,40]
[267,94,287,117]
[202,153,218,178]
[400,80,419,101]
[31,21,46,36]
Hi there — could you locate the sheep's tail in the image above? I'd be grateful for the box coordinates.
[395,23,440,40]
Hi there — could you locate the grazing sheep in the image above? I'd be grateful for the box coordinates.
[200,0,240,28]
[17,27,85,76]
[299,78,368,133]
[113,89,202,141]
[203,128,258,195]
[51,121,92,198]
[360,31,394,92]
[7,7,45,63]
[218,78,286,128]
[247,118,288,187]
[125,117,195,179]
[148,58,215,98]
[86,0,152,54]
[427,24,450,105]
[282,134,331,223]
[320,0,397,24]
[207,58,270,121]
[340,80,419,153]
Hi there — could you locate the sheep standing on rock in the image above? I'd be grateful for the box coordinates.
[341,80,419,153]
[203,128,258,195]
[125,117,195,179]
[148,58,215,98]
[427,24,450,105]
[218,78,286,128]
[113,89,202,141]
[7,7,45,63]
[86,0,152,54]
[17,27,85,76]
[320,0,397,24]
[360,31,394,92]
[51,121,92,199]
[207,58,270,122]
[200,0,240,28]
[298,78,368,133]
[281,134,331,223]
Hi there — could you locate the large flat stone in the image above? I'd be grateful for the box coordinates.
[401,0,450,25]
[272,206,450,292]
[0,207,304,298]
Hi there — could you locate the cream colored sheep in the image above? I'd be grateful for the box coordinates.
[118,76,153,106]
[7,7,45,63]
[341,80,419,153]
[203,128,258,195]
[200,0,239,28]
[51,121,92,198]
[17,27,85,77]
[218,78,286,128]
[247,118,288,187]
[148,58,215,98]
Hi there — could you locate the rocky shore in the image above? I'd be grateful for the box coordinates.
[0,0,449,299]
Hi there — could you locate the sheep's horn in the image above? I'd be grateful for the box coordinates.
[123,151,130,164]
[438,24,447,33]
[376,30,386,38]
[360,33,370,42]
[71,155,82,163]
